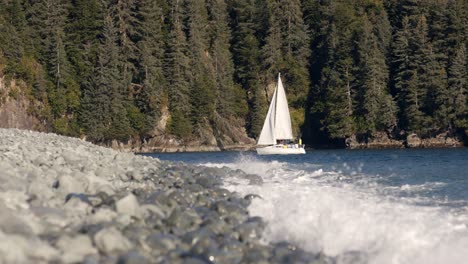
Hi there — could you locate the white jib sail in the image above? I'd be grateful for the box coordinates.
[274,74,293,140]
[257,86,277,145]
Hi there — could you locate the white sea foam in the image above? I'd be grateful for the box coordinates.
[200,155,468,264]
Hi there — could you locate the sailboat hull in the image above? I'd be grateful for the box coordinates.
[256,145,306,155]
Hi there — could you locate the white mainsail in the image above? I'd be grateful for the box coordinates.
[257,86,277,145]
[257,73,293,145]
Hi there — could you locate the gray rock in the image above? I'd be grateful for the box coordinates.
[166,208,201,231]
[57,175,85,194]
[62,149,83,166]
[0,208,34,236]
[94,227,133,254]
[27,181,55,200]
[125,169,144,181]
[116,194,141,218]
[56,235,98,263]
[117,251,149,264]
[64,195,92,215]
[145,233,179,255]
[0,129,324,263]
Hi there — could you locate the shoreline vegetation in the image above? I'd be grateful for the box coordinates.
[0,128,333,263]
[105,132,466,153]
[0,0,466,151]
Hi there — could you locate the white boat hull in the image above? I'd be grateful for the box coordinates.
[256,145,306,155]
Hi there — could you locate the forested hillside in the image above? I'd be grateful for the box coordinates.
[0,0,466,148]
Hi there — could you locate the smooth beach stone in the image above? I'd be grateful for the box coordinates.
[271,241,302,263]
[79,223,105,237]
[195,176,218,188]
[234,221,264,243]
[243,194,262,201]
[166,190,190,207]
[125,169,144,181]
[32,155,49,167]
[200,218,231,236]
[167,208,202,231]
[0,231,60,263]
[56,235,98,263]
[61,149,84,166]
[27,181,55,201]
[241,245,272,263]
[95,167,112,178]
[194,193,212,207]
[31,206,68,230]
[57,175,86,194]
[0,234,28,263]
[281,250,325,264]
[140,204,165,219]
[64,195,92,215]
[116,194,141,218]
[117,251,149,264]
[0,209,34,236]
[145,233,179,255]
[121,225,153,244]
[212,200,247,217]
[210,188,231,199]
[189,236,218,257]
[87,208,118,224]
[182,227,215,246]
[185,183,205,194]
[243,174,264,185]
[180,257,207,264]
[157,191,183,208]
[93,227,133,254]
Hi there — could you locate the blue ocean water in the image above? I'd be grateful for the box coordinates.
[143,149,468,263]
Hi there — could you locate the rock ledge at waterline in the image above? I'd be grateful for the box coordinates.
[0,128,330,263]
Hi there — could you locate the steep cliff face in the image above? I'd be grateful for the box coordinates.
[0,77,45,131]
[0,73,254,152]
[105,106,255,153]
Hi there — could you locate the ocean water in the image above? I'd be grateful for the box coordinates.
[144,149,468,264]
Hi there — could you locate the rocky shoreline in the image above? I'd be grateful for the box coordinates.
[343,132,467,150]
[0,129,329,263]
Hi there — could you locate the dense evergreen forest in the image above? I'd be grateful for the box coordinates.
[0,0,466,146]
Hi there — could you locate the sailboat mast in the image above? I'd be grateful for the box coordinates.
[274,73,281,140]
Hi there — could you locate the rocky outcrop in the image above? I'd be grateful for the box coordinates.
[405,133,464,148]
[0,77,44,131]
[107,135,255,153]
[346,132,465,149]
[106,111,256,153]
[346,132,405,149]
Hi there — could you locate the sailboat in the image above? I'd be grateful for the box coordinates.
[256,73,306,155]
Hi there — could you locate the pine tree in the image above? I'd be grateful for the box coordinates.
[317,2,358,139]
[134,0,166,135]
[109,0,138,86]
[66,0,103,78]
[393,16,421,134]
[81,14,132,141]
[448,44,467,129]
[0,0,24,79]
[207,0,247,119]
[165,0,192,139]
[182,0,215,133]
[228,0,264,137]
[262,0,309,107]
[261,0,309,137]
[357,15,397,134]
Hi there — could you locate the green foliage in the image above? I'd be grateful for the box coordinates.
[167,109,192,139]
[0,0,466,145]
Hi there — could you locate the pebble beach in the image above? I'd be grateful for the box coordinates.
[0,129,327,263]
